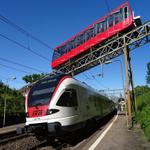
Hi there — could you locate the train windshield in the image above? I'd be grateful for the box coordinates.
[28,74,63,107]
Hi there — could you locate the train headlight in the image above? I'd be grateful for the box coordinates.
[46,109,59,115]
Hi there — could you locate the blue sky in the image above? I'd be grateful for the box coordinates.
[0,0,150,93]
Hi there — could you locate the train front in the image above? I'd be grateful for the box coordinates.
[25,73,66,136]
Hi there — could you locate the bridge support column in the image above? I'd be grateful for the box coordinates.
[123,44,137,129]
[124,45,132,129]
[126,48,137,113]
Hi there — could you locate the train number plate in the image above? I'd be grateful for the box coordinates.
[32,110,42,116]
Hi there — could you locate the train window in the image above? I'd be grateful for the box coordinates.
[56,89,78,107]
[108,15,113,27]
[124,6,128,19]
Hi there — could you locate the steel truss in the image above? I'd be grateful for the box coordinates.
[57,21,150,75]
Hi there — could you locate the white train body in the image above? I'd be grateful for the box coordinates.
[25,73,115,134]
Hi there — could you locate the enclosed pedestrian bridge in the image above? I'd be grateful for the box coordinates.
[53,21,150,75]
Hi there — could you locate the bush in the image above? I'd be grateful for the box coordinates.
[144,126,150,141]
[136,90,150,141]
[138,107,150,129]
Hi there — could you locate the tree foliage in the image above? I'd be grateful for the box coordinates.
[146,62,150,84]
[0,81,25,118]
[135,85,150,97]
[22,73,46,83]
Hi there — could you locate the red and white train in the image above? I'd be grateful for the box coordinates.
[25,73,115,136]
[51,1,141,69]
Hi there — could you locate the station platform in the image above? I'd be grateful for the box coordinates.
[83,114,150,150]
[0,123,25,134]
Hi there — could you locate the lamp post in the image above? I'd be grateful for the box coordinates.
[3,76,16,127]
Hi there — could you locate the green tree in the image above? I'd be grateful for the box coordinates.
[146,62,150,84]
[135,85,150,97]
[22,73,46,84]
[0,81,25,118]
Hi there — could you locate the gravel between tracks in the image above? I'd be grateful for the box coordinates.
[0,136,41,150]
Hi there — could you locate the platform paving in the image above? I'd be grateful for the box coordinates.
[93,115,150,150]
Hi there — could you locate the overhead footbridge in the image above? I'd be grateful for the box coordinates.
[57,21,150,75]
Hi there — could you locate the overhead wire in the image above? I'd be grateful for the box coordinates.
[0,14,54,51]
[92,75,108,89]
[0,63,31,74]
[83,71,108,89]
[85,70,108,89]
[81,72,103,89]
[105,0,111,13]
[81,74,99,88]
[0,56,46,73]
[0,33,50,62]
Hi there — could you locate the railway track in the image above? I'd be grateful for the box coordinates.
[0,132,28,144]
[31,112,116,150]
[0,112,116,150]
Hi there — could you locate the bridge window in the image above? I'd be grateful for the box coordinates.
[80,34,84,44]
[75,36,80,47]
[66,43,70,52]
[93,24,97,36]
[124,6,128,19]
[108,15,114,28]
[101,20,107,32]
[113,9,123,24]
[52,49,61,60]
[77,34,83,45]
[97,22,101,34]
[56,89,78,107]
[61,45,67,54]
[70,40,75,49]
[96,20,106,34]
[86,28,93,41]
[90,27,95,38]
